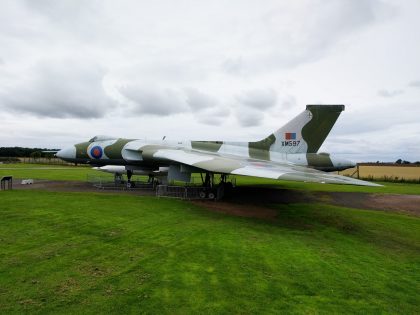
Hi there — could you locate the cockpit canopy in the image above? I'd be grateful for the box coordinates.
[88,135,117,142]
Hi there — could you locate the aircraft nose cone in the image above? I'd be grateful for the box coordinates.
[56,146,76,160]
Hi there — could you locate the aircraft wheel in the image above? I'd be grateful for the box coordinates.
[199,190,206,199]
[208,191,216,200]
[126,182,132,189]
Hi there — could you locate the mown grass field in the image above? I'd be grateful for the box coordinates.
[340,165,420,181]
[1,189,419,314]
[0,163,99,182]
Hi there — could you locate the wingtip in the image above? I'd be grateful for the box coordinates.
[365,182,383,187]
[351,179,383,187]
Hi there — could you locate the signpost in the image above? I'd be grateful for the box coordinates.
[1,176,13,190]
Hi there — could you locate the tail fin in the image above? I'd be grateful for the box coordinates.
[249,105,345,155]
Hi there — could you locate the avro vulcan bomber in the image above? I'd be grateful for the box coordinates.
[57,105,380,189]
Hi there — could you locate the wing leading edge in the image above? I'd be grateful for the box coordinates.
[153,148,382,187]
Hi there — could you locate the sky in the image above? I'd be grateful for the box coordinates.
[0,0,419,162]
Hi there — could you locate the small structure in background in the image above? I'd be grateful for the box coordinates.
[1,176,13,190]
[21,179,34,185]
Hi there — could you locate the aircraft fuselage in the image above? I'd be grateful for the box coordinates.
[57,137,354,172]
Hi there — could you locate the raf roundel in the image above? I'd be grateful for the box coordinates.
[90,146,103,159]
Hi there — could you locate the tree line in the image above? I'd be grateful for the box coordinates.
[395,159,420,165]
[0,147,59,157]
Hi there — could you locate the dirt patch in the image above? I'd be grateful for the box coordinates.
[225,187,314,204]
[192,200,278,220]
[322,192,420,216]
[12,179,155,196]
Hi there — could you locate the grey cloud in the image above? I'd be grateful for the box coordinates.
[0,60,113,118]
[378,89,404,98]
[236,109,265,127]
[323,135,420,162]
[222,58,245,76]
[197,116,226,126]
[194,105,230,126]
[236,88,277,110]
[119,84,231,122]
[323,137,358,145]
[279,94,296,109]
[117,61,209,85]
[22,0,104,39]
[23,0,96,19]
[185,88,218,112]
[331,103,420,136]
[223,0,393,75]
[267,94,297,119]
[119,85,188,116]
[234,90,295,126]
[408,80,420,88]
[324,119,420,160]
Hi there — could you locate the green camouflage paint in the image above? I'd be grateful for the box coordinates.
[306,153,334,168]
[301,105,345,153]
[141,145,171,160]
[248,134,276,160]
[191,141,223,152]
[75,142,90,159]
[104,138,134,159]
[193,158,242,173]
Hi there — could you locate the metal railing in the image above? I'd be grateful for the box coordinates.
[156,185,219,200]
[86,174,155,190]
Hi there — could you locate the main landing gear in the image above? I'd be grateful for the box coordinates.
[199,173,234,200]
[114,173,123,185]
[124,171,156,189]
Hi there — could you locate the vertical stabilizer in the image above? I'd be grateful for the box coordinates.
[249,105,345,155]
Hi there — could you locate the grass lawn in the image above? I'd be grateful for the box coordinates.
[0,164,109,182]
[0,190,419,314]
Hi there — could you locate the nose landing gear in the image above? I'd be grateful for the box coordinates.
[126,170,134,189]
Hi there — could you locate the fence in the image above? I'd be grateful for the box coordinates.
[0,157,72,165]
[19,157,72,165]
[86,174,155,190]
[156,185,222,200]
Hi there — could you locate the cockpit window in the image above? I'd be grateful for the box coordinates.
[88,135,116,142]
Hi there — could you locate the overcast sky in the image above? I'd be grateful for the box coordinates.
[1,0,419,161]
